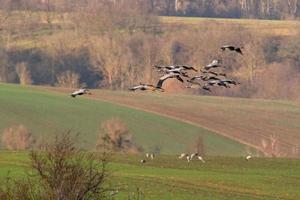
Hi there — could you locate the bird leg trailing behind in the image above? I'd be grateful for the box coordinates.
[202,85,212,92]
[179,153,188,159]
[197,156,205,163]
[154,87,165,92]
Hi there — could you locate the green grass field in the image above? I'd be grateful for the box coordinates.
[50,88,300,156]
[0,151,299,200]
[1,84,300,199]
[0,83,248,156]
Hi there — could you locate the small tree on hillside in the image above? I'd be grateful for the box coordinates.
[195,136,205,156]
[260,134,283,157]
[187,135,205,155]
[1,124,35,150]
[56,70,80,88]
[97,118,139,153]
[15,62,32,85]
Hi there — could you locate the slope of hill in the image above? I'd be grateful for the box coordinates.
[0,84,247,156]
[44,88,300,157]
[0,152,300,200]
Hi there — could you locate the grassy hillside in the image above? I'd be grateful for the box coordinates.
[160,16,300,37]
[44,88,300,156]
[3,15,299,50]
[0,83,247,155]
[0,151,299,200]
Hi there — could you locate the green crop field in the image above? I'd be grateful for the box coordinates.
[44,87,300,155]
[0,83,247,156]
[0,151,299,200]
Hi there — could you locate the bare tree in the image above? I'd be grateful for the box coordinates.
[187,135,205,155]
[0,48,12,83]
[260,134,284,157]
[15,62,32,85]
[1,124,34,150]
[97,118,139,153]
[0,132,111,200]
[56,70,80,88]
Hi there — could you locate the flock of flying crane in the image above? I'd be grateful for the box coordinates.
[68,45,254,163]
[70,45,243,97]
[129,45,243,93]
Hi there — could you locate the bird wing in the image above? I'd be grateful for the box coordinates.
[159,73,173,81]
[204,66,211,70]
[202,86,212,92]
[200,69,208,74]
[235,48,243,55]
[154,65,164,69]
[168,68,182,73]
[176,75,184,83]
[78,89,86,93]
[71,90,80,95]
[207,60,219,68]
[224,79,239,85]
[207,80,219,85]
[191,67,198,71]
[166,65,176,70]
[146,84,155,87]
[208,71,218,76]
[180,71,190,78]
[156,79,164,88]
[129,85,142,91]
[191,76,201,81]
[208,77,220,81]
[181,65,198,71]
[147,85,157,91]
[156,74,172,88]
[212,60,219,65]
[222,45,235,50]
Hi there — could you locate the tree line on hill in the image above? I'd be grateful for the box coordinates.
[154,0,300,20]
[0,0,300,99]
[1,0,300,19]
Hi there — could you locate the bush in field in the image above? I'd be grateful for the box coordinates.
[97,118,139,153]
[1,124,34,150]
[0,133,111,200]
